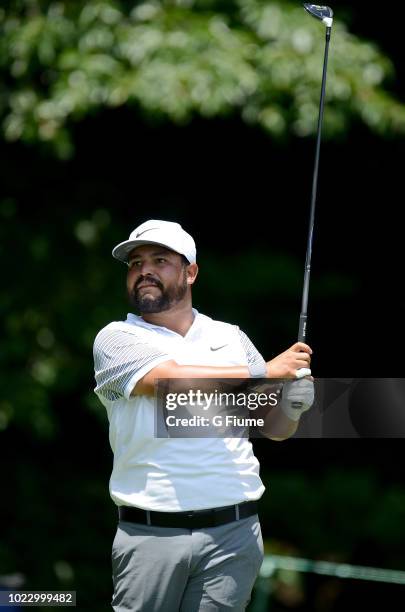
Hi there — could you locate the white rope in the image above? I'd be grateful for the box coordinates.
[260,555,405,585]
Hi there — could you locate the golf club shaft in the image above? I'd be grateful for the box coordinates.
[298,26,332,343]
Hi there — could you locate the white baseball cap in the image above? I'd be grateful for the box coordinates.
[112,220,197,264]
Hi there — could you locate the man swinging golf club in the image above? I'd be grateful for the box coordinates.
[93,4,333,609]
[93,219,314,611]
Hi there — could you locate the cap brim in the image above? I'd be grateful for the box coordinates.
[112,239,183,263]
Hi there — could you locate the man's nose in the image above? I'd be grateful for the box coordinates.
[138,262,155,275]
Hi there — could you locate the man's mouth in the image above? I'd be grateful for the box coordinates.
[136,282,162,293]
[138,283,159,289]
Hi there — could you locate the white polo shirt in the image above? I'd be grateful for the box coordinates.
[93,309,266,511]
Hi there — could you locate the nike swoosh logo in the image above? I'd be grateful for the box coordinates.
[210,344,228,351]
[135,228,159,238]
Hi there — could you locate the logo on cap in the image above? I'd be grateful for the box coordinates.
[135,228,159,238]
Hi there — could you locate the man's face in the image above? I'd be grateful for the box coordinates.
[126,245,189,314]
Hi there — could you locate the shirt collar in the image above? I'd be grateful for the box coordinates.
[126,308,201,338]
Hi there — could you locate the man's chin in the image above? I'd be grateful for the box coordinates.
[131,296,169,314]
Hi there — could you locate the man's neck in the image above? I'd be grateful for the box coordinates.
[141,302,195,337]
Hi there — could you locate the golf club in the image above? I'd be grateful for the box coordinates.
[296,4,333,379]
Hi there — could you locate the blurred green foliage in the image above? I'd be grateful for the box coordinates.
[262,468,405,565]
[1,0,405,157]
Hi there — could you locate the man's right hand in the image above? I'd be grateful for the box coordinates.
[266,342,312,379]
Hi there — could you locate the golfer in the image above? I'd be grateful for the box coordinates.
[93,220,314,611]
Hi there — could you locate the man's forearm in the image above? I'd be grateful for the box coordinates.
[132,340,312,397]
[133,360,252,396]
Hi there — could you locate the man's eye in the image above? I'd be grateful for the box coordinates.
[128,261,141,269]
[157,258,167,263]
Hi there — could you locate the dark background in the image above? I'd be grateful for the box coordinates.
[1,2,405,610]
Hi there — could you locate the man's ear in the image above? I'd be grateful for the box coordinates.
[186,263,199,285]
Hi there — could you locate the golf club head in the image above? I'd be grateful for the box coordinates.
[303,3,333,26]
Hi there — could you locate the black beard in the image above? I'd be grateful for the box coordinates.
[128,273,188,314]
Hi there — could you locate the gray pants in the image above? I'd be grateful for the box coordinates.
[112,515,264,611]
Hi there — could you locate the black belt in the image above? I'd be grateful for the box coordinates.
[118,500,258,529]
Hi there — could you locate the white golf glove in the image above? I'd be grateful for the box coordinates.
[280,379,315,421]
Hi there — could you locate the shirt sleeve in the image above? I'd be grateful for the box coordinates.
[237,329,267,377]
[93,326,173,402]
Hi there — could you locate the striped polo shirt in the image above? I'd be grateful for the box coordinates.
[93,309,266,511]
